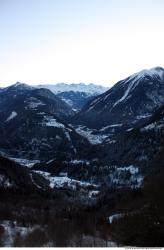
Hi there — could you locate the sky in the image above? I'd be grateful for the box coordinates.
[0,0,164,87]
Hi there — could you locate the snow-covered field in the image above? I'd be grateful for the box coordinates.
[33,170,99,198]
[34,170,97,189]
[43,116,65,128]
[75,125,108,144]
[9,157,40,168]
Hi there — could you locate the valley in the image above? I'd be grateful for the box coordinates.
[0,68,164,246]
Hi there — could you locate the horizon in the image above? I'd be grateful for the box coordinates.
[1,0,164,87]
[1,65,163,88]
[1,81,110,88]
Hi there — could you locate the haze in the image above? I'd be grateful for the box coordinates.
[0,0,164,87]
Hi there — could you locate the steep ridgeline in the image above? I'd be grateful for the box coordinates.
[73,67,164,131]
[0,83,89,161]
[36,83,109,111]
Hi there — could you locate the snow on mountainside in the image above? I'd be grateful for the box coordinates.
[5,111,17,122]
[0,83,75,120]
[1,68,164,188]
[35,83,109,110]
[0,83,90,161]
[57,91,96,111]
[72,67,164,129]
[1,82,109,111]
[36,83,109,95]
[1,70,164,247]
[2,82,34,92]
[111,67,164,109]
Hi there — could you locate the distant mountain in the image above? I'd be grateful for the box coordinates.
[57,91,96,111]
[36,83,108,95]
[0,82,74,120]
[72,67,164,129]
[0,83,90,161]
[36,83,109,110]
[1,70,164,247]
[1,68,164,187]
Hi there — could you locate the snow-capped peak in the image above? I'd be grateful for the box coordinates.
[11,82,34,90]
[36,83,109,95]
[3,82,34,92]
[129,66,164,82]
[112,67,164,109]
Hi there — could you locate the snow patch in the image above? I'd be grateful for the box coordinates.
[117,165,139,174]
[6,111,17,122]
[126,128,133,132]
[112,79,138,109]
[136,114,151,119]
[61,97,73,106]
[88,190,100,198]
[75,125,108,144]
[43,116,65,128]
[141,123,155,131]
[25,97,46,109]
[9,157,40,168]
[129,67,164,82]
[70,159,90,165]
[100,124,122,131]
[108,213,125,224]
[33,171,98,191]
[65,131,71,141]
[36,83,109,95]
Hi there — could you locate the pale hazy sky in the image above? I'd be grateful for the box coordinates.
[0,0,164,87]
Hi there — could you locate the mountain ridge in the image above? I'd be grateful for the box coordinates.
[72,67,164,129]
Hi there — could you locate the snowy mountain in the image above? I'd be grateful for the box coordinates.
[1,68,164,247]
[36,83,109,110]
[36,82,108,95]
[0,83,75,120]
[56,91,96,111]
[0,83,89,161]
[73,67,164,129]
[1,82,34,93]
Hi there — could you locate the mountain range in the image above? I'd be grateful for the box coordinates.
[1,67,164,179]
[0,83,89,161]
[73,67,164,128]
[36,83,109,111]
[0,67,164,246]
